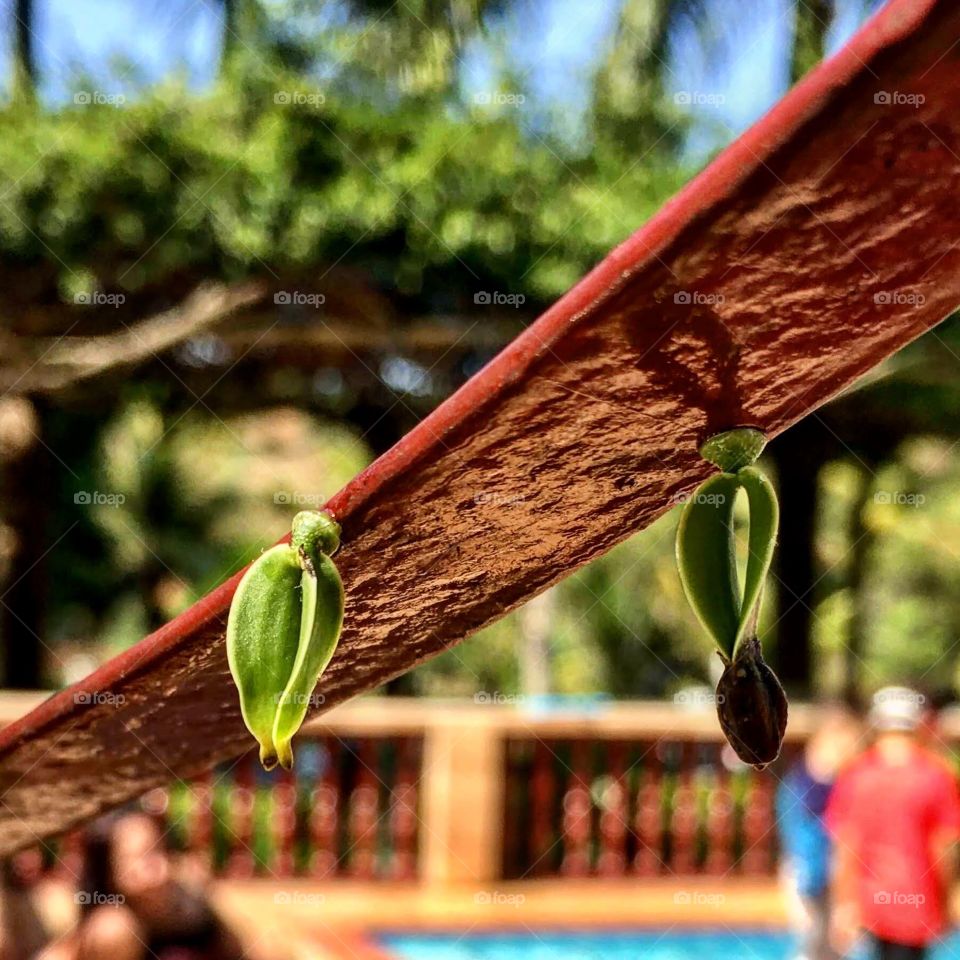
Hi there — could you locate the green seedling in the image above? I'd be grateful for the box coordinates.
[675,428,787,768]
[227,510,344,770]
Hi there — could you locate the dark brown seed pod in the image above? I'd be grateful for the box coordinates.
[715,637,788,769]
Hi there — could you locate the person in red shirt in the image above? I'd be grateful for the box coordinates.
[826,686,960,960]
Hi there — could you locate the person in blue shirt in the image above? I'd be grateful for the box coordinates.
[777,704,861,960]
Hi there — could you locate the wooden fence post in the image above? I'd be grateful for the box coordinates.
[420,713,504,885]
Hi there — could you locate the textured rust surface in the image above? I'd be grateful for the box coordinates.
[2,0,960,854]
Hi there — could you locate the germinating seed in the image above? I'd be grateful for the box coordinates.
[675,428,787,768]
[226,510,344,770]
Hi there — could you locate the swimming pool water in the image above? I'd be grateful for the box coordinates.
[380,929,960,959]
[381,930,788,960]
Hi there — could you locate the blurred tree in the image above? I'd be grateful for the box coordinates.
[11,0,36,102]
[220,0,262,71]
[0,395,47,687]
[789,0,834,84]
[590,0,694,155]
[338,0,509,95]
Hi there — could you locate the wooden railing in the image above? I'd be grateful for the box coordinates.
[502,736,799,879]
[14,733,423,883]
[5,695,946,884]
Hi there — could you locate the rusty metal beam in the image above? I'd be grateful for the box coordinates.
[2,0,960,854]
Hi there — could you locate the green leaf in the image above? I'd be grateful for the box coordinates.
[273,555,344,770]
[733,466,780,656]
[675,473,741,657]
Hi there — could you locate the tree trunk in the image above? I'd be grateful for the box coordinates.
[843,467,873,704]
[0,397,49,688]
[220,0,241,74]
[518,589,553,696]
[768,431,822,696]
[790,0,834,84]
[12,0,36,102]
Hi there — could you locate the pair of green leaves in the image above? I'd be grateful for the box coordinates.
[675,465,779,661]
[227,511,344,770]
[674,429,786,768]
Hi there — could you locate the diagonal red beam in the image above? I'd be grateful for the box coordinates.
[2,0,960,855]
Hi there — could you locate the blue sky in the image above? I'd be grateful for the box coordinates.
[14,0,877,157]
[34,0,222,92]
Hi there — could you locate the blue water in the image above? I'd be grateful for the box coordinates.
[380,929,960,959]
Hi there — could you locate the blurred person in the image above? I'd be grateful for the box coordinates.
[776,703,862,960]
[39,811,243,960]
[827,687,960,960]
[915,689,957,772]
[0,853,53,960]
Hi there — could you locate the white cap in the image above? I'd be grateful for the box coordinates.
[870,686,925,731]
